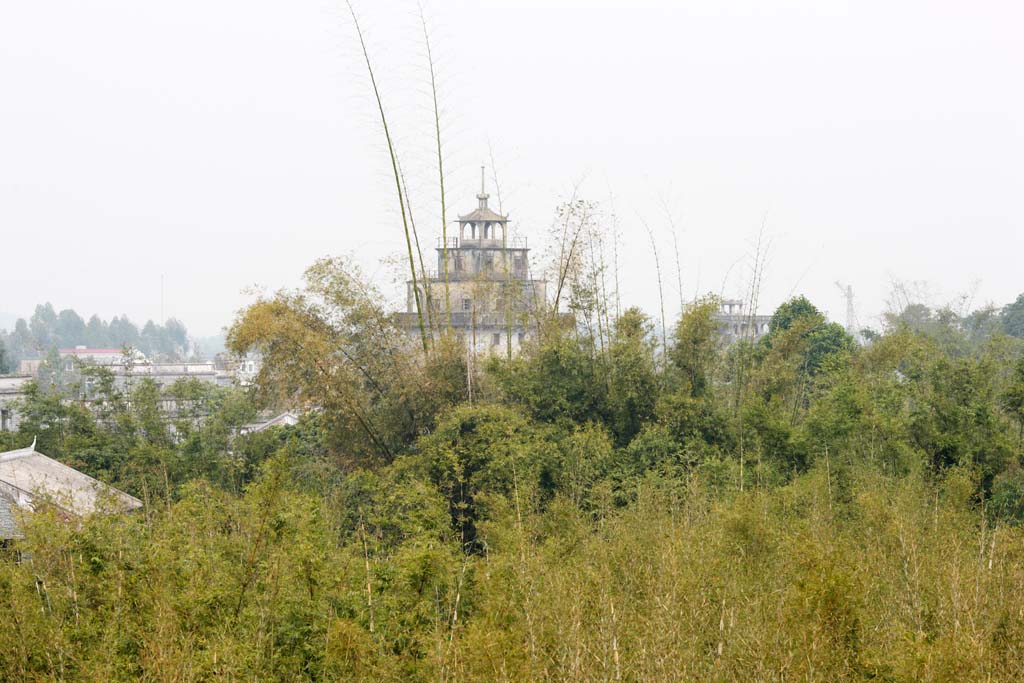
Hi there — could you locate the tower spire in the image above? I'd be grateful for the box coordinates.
[477,164,489,209]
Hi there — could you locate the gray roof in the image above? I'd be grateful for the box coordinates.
[457,206,508,223]
[0,444,142,516]
[0,375,32,396]
[0,493,21,540]
[241,411,300,434]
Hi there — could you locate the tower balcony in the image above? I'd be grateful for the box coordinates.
[436,235,529,250]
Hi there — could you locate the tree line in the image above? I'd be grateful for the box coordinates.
[0,303,191,372]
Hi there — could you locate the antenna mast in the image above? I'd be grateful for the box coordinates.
[835,281,858,340]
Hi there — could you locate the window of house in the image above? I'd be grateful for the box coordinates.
[462,299,472,312]
[518,332,526,345]
[492,333,501,346]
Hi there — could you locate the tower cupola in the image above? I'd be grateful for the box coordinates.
[458,165,508,244]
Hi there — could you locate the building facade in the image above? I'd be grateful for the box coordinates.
[1,349,248,432]
[399,173,546,355]
[716,299,771,344]
[53,347,231,390]
[0,375,31,432]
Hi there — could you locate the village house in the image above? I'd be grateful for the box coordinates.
[0,440,142,542]
[0,375,32,433]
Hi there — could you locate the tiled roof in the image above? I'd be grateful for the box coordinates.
[458,207,508,223]
[241,411,300,434]
[0,445,142,516]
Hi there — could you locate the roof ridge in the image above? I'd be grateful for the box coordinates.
[0,446,37,462]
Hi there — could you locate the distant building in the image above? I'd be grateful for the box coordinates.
[9,349,240,429]
[239,411,300,435]
[397,170,546,355]
[59,347,141,368]
[214,352,262,386]
[0,441,142,517]
[118,361,226,388]
[17,359,42,376]
[47,347,232,389]
[716,299,771,344]
[0,375,31,432]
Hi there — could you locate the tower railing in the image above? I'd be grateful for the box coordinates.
[437,235,529,249]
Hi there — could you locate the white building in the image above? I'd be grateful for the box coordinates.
[716,299,771,344]
[0,375,32,432]
[55,347,232,389]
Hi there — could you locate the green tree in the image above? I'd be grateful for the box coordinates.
[54,309,86,347]
[1003,293,1024,338]
[606,308,657,445]
[85,314,108,347]
[910,354,1012,491]
[1003,354,1024,447]
[229,257,462,468]
[407,403,553,552]
[766,295,820,338]
[669,295,721,398]
[490,334,608,427]
[760,296,855,379]
[28,303,57,350]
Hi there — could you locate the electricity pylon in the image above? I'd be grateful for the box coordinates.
[835,281,859,341]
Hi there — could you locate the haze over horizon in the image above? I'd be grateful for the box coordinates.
[2,0,1021,337]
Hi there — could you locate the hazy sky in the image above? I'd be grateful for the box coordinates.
[1,0,1021,337]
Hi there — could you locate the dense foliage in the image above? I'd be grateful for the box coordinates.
[0,303,191,368]
[3,260,1024,682]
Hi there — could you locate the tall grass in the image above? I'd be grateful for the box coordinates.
[441,464,1024,682]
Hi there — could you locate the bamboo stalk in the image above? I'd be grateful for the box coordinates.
[487,150,514,360]
[399,159,434,337]
[641,216,668,372]
[551,184,583,318]
[659,195,686,316]
[345,1,428,352]
[420,5,451,333]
